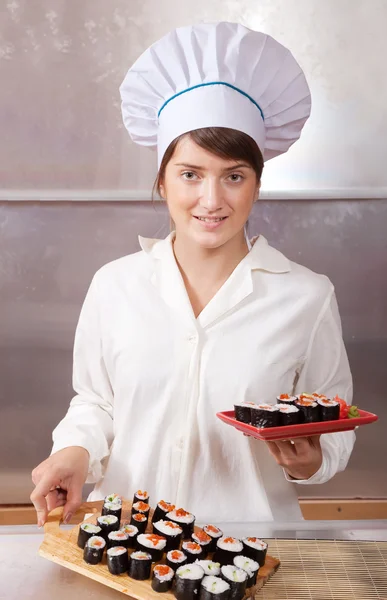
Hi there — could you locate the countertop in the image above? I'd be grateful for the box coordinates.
[2,520,387,599]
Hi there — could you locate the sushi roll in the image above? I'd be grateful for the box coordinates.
[102,501,122,523]
[121,524,139,548]
[182,541,205,563]
[276,394,297,405]
[153,520,183,551]
[203,525,223,553]
[241,538,267,567]
[77,522,102,549]
[151,564,175,593]
[107,546,129,575]
[166,549,188,571]
[174,563,204,600]
[136,533,167,562]
[192,530,212,558]
[220,565,247,600]
[200,575,231,600]
[130,512,148,533]
[83,535,106,564]
[195,560,221,577]
[234,402,255,424]
[152,500,175,524]
[317,397,340,421]
[97,514,120,539]
[132,501,150,519]
[128,550,152,580]
[107,530,129,549]
[233,555,259,588]
[213,537,243,566]
[250,404,280,428]
[295,396,320,423]
[276,403,300,426]
[133,489,149,505]
[103,493,122,506]
[166,508,195,539]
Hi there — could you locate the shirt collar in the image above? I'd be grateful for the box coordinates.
[138,232,291,274]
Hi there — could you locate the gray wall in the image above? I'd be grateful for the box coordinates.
[1,199,386,503]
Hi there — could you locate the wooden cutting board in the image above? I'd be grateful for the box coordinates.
[39,501,280,599]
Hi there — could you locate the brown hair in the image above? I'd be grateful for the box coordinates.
[153,127,264,198]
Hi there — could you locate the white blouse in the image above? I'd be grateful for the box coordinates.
[52,234,355,522]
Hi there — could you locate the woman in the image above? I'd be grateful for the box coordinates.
[31,22,355,526]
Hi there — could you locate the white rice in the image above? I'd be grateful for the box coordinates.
[137,533,166,551]
[275,404,299,414]
[81,523,101,534]
[87,536,106,549]
[234,401,256,407]
[98,515,119,526]
[132,501,150,513]
[317,398,338,407]
[108,531,128,541]
[202,576,230,593]
[182,541,202,555]
[203,525,223,539]
[166,550,186,563]
[192,531,211,545]
[253,404,278,412]
[104,501,121,511]
[166,509,195,524]
[154,520,183,536]
[176,564,204,580]
[104,493,122,505]
[153,565,175,582]
[243,537,267,551]
[121,524,138,537]
[132,513,146,522]
[195,560,221,576]
[135,490,149,500]
[107,546,127,557]
[234,555,259,574]
[221,565,247,583]
[216,537,243,553]
[276,395,297,403]
[131,551,151,561]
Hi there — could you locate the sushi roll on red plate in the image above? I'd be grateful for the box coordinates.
[213,537,243,566]
[120,524,139,548]
[234,402,256,424]
[166,549,188,571]
[220,565,247,600]
[174,564,204,600]
[241,537,267,567]
[192,530,212,558]
[128,551,152,580]
[316,397,340,421]
[276,393,297,405]
[130,512,147,533]
[107,546,129,575]
[153,520,183,551]
[77,522,102,549]
[294,395,320,423]
[203,525,223,553]
[83,535,106,564]
[182,541,205,563]
[136,533,167,562]
[233,555,259,587]
[152,500,175,524]
[151,564,175,593]
[251,404,280,428]
[200,575,230,600]
[133,489,149,505]
[275,403,300,426]
[166,508,195,539]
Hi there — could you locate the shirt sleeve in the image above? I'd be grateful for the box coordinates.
[285,287,355,485]
[51,274,114,483]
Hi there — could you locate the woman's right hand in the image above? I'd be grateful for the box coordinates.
[30,446,89,527]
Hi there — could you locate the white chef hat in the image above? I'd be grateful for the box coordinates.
[120,22,311,167]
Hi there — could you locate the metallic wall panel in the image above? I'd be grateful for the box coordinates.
[0,200,386,503]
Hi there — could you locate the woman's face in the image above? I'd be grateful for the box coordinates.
[159,135,260,250]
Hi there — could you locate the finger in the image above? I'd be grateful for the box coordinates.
[46,489,67,513]
[30,472,59,527]
[63,481,83,524]
[265,441,283,461]
[272,440,297,456]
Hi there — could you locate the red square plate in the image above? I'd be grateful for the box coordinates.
[216,409,378,441]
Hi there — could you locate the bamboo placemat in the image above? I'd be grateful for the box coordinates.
[255,539,387,600]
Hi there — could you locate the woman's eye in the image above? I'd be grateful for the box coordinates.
[182,172,197,180]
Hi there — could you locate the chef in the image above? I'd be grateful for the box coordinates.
[31,22,355,526]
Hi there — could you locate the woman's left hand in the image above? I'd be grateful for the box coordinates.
[264,436,323,480]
